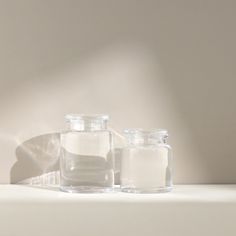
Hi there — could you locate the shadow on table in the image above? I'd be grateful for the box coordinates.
[10,133,60,184]
[10,133,122,185]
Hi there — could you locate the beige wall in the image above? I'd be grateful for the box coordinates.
[0,0,236,183]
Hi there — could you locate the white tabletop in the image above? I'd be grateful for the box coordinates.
[0,184,236,202]
[0,185,236,236]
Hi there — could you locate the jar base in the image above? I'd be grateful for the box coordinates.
[60,186,114,193]
[121,186,172,193]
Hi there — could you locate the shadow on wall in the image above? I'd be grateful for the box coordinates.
[10,133,122,184]
[10,133,60,184]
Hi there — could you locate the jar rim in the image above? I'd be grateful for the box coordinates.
[124,128,168,137]
[65,114,109,122]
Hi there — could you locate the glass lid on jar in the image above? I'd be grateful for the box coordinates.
[65,114,109,122]
[65,114,109,131]
[123,128,168,144]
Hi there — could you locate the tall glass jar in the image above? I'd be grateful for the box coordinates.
[120,129,172,193]
[60,114,114,193]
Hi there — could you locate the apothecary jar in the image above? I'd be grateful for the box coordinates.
[60,114,114,193]
[120,129,172,193]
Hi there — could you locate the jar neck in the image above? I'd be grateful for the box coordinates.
[69,120,108,131]
[127,136,167,146]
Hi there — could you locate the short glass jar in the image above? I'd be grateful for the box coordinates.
[120,129,172,193]
[60,114,114,193]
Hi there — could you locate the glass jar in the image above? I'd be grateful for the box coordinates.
[120,129,172,193]
[60,114,114,193]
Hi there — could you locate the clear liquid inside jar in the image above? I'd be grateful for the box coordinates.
[60,114,114,193]
[120,129,172,193]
